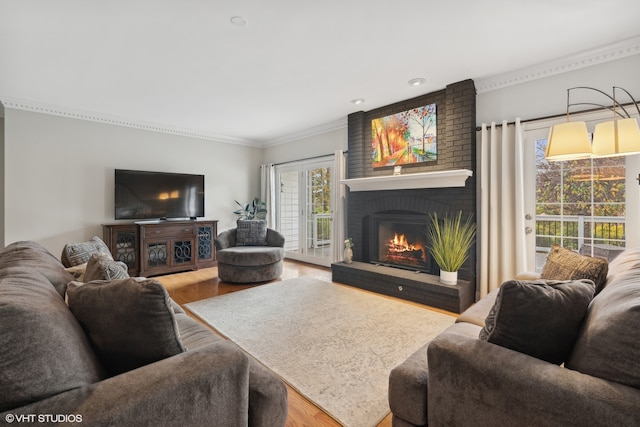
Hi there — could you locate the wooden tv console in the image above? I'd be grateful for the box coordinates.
[103,220,218,277]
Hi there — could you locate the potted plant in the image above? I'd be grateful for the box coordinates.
[234,197,267,220]
[426,211,476,285]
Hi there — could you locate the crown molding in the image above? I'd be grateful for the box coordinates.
[475,35,640,94]
[0,96,261,147]
[263,117,348,146]
[0,95,347,147]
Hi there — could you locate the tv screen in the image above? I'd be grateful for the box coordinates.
[115,169,205,220]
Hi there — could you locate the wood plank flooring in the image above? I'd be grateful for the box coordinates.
[156,260,454,427]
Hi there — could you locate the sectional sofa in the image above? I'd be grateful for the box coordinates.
[0,240,287,426]
[389,245,640,426]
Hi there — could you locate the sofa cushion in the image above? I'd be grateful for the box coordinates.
[67,278,186,376]
[600,245,640,289]
[566,253,640,388]
[456,290,498,327]
[541,245,608,293]
[0,240,76,298]
[389,322,481,426]
[83,253,130,282]
[61,236,113,268]
[217,246,284,267]
[0,268,105,412]
[479,279,595,364]
[236,220,268,246]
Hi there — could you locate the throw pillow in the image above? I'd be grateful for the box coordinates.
[236,219,268,246]
[83,253,129,282]
[67,277,186,376]
[540,245,609,294]
[61,236,113,268]
[479,279,595,364]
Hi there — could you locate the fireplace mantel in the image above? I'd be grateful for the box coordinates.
[340,169,473,192]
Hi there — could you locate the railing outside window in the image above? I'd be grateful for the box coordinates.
[536,214,625,252]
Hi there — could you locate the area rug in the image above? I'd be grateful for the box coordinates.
[185,277,455,427]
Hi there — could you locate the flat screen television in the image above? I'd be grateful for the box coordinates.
[115,169,205,220]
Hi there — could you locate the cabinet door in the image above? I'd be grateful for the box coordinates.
[172,238,195,267]
[103,224,139,276]
[143,238,196,276]
[144,240,170,271]
[196,223,215,264]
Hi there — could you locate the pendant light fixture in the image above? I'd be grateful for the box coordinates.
[545,86,640,161]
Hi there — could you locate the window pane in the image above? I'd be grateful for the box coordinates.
[535,138,626,269]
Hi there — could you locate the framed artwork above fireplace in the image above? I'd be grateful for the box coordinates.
[371,103,437,169]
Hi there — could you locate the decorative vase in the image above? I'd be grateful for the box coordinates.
[344,247,353,264]
[440,270,458,285]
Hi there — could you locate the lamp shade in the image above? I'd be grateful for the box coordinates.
[591,118,640,157]
[545,121,592,161]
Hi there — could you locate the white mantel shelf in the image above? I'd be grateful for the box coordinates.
[340,169,473,192]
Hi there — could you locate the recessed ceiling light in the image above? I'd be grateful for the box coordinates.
[351,98,365,105]
[230,16,247,27]
[408,78,426,86]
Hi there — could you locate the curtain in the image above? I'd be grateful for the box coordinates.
[478,119,527,299]
[260,164,276,228]
[332,150,347,263]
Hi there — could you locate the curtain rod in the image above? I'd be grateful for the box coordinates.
[474,101,638,132]
[272,150,348,167]
[475,110,574,132]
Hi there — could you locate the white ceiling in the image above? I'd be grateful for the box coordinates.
[1,0,640,146]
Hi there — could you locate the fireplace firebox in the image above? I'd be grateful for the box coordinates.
[368,213,437,274]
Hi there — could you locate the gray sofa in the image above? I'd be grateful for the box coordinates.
[389,246,640,426]
[0,240,287,427]
[215,224,285,283]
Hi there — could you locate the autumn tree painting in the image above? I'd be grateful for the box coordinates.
[371,103,437,168]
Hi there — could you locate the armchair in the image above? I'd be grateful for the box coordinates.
[215,222,285,283]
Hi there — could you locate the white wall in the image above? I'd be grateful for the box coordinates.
[4,109,262,255]
[262,127,347,165]
[477,54,640,125]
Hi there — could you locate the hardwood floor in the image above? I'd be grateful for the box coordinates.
[156,259,452,427]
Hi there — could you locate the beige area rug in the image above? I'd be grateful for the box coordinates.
[185,277,455,427]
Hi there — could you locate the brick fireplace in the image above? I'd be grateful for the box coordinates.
[332,79,477,313]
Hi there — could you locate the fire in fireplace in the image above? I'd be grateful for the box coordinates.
[368,213,437,274]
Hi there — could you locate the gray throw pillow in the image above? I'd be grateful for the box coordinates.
[236,219,268,246]
[83,253,129,282]
[67,278,186,376]
[61,236,113,268]
[540,245,609,294]
[479,279,595,364]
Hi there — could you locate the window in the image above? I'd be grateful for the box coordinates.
[524,111,640,272]
[536,139,625,254]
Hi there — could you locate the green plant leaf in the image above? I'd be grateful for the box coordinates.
[426,211,476,272]
[233,197,268,220]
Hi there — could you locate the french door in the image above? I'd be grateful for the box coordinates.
[523,111,640,272]
[276,157,334,267]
